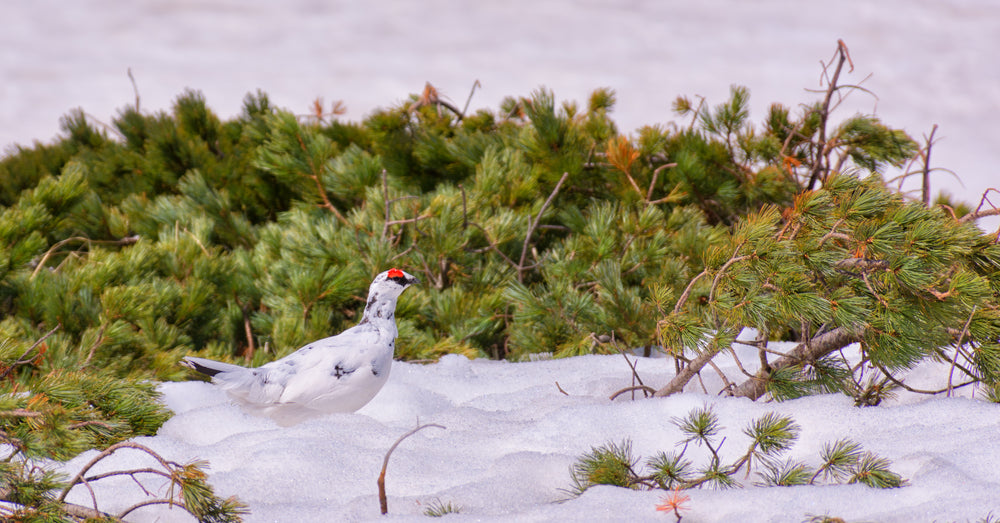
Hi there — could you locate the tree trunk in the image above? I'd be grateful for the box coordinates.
[731,327,862,400]
[653,326,861,400]
[653,346,724,397]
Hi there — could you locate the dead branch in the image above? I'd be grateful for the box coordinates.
[31,236,139,279]
[947,305,977,397]
[461,80,482,118]
[609,385,657,401]
[654,346,724,397]
[118,499,188,519]
[647,162,677,202]
[378,422,446,515]
[0,324,60,379]
[705,358,735,394]
[555,381,570,395]
[517,172,569,282]
[921,124,938,206]
[410,82,464,121]
[58,441,176,502]
[81,323,108,367]
[807,40,851,190]
[672,269,709,315]
[959,189,1000,237]
[127,67,141,111]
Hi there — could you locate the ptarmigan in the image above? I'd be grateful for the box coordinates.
[181,268,419,425]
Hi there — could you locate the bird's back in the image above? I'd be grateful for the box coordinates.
[208,323,394,424]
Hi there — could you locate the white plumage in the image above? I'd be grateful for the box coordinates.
[181,268,419,425]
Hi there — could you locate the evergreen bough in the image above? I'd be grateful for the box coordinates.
[567,405,905,497]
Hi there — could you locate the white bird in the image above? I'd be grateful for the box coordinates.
[181,268,419,425]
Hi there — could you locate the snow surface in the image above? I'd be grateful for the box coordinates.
[57,343,1000,522]
[4,1,1000,520]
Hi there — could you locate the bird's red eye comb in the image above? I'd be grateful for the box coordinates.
[387,268,405,279]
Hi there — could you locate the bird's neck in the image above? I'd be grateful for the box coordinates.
[359,293,400,335]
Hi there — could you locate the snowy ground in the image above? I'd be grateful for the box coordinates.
[58,344,1000,522]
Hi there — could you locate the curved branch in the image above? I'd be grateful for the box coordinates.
[378,423,446,515]
[609,385,657,401]
[118,498,188,519]
[58,442,175,502]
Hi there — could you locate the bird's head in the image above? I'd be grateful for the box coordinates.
[368,268,420,300]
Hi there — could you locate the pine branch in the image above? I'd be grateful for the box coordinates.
[409,82,464,120]
[30,236,140,279]
[730,327,863,400]
[0,487,114,520]
[50,441,245,521]
[654,346,722,397]
[294,131,349,226]
[0,324,60,380]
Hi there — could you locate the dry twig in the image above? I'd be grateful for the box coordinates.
[378,422,446,515]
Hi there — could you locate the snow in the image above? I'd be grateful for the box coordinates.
[1,1,998,231]
[3,1,1000,520]
[53,343,1000,522]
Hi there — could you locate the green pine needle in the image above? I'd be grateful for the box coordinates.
[744,412,800,457]
[814,439,864,483]
[423,499,463,517]
[848,452,905,489]
[568,440,640,496]
[671,405,722,446]
[647,451,694,489]
[758,459,814,487]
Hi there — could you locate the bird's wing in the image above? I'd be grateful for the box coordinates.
[184,324,387,411]
[181,356,247,377]
[271,326,385,406]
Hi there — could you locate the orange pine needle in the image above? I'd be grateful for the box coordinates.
[655,487,691,518]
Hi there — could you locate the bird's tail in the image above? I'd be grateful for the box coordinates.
[181,356,247,378]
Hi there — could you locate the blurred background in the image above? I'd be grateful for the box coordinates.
[2,0,997,228]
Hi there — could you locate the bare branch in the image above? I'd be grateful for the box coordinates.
[118,498,188,519]
[127,67,141,111]
[82,323,108,367]
[58,441,175,502]
[0,324,61,380]
[672,269,709,315]
[609,385,657,401]
[461,79,482,118]
[947,306,977,397]
[295,131,349,226]
[921,124,939,206]
[31,236,139,279]
[378,423,446,515]
[654,346,724,397]
[517,172,569,282]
